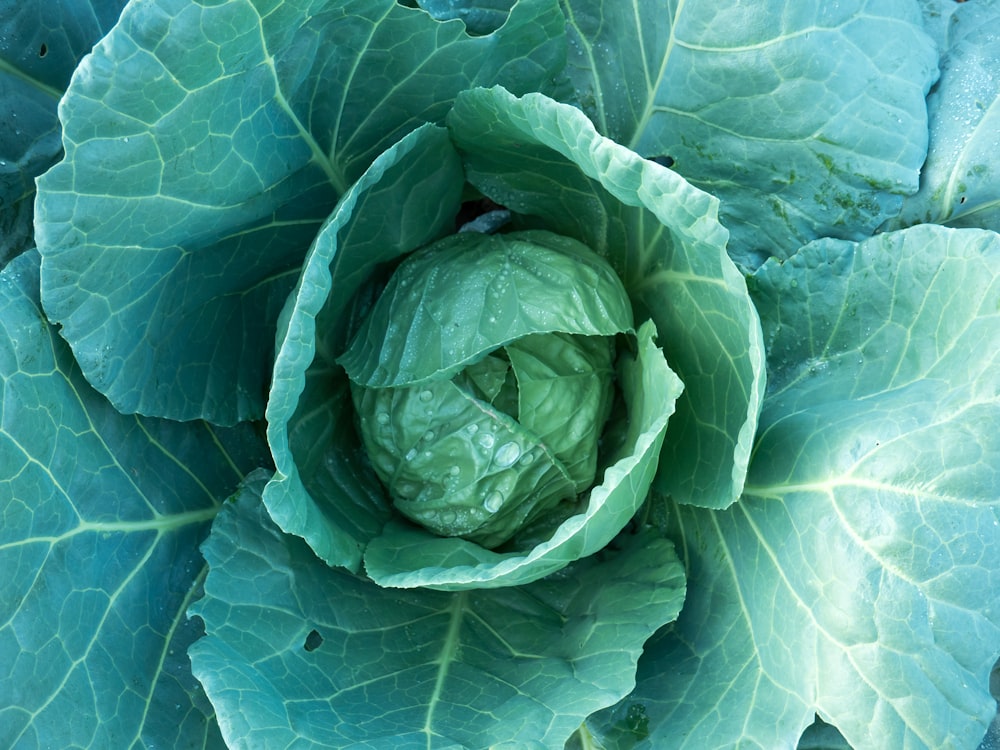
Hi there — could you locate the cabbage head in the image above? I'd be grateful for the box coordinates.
[261,86,765,590]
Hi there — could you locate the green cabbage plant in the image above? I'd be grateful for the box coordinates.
[2,0,999,749]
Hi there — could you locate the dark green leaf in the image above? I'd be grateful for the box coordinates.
[0,0,126,266]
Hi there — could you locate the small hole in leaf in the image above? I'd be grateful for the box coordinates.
[304,629,323,652]
[38,43,48,58]
[652,155,675,168]
[960,196,967,204]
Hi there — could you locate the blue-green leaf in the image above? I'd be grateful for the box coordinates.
[263,123,464,571]
[886,0,1000,232]
[558,0,938,264]
[34,0,566,424]
[0,250,269,749]
[189,476,686,749]
[0,0,126,266]
[447,85,765,509]
[589,225,1000,749]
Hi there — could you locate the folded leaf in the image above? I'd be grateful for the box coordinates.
[447,85,765,509]
[0,250,269,750]
[190,475,686,749]
[263,123,464,571]
[589,225,1000,749]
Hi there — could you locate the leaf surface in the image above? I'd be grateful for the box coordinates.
[0,0,126,266]
[190,475,686,749]
[559,0,938,264]
[886,0,1000,232]
[263,123,463,571]
[34,0,565,424]
[0,250,269,749]
[589,225,1000,749]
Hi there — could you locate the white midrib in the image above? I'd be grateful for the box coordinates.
[423,593,467,748]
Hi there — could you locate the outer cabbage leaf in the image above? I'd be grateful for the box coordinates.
[0,0,126,266]
[588,225,1000,749]
[189,473,686,750]
[885,0,1000,232]
[558,0,938,264]
[0,250,269,749]
[447,85,765,509]
[34,0,565,424]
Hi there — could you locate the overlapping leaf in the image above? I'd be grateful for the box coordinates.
[589,225,1000,749]
[0,0,127,266]
[190,473,685,749]
[558,0,938,265]
[0,250,269,749]
[447,86,765,510]
[34,0,565,424]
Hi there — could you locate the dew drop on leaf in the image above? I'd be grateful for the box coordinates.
[495,442,521,467]
[483,491,504,513]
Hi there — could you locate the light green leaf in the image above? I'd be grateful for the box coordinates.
[885,1,1000,232]
[589,225,1000,749]
[559,0,938,264]
[447,85,765,509]
[34,0,565,424]
[0,0,126,266]
[339,230,633,388]
[189,476,686,749]
[364,319,683,589]
[263,123,464,571]
[0,250,269,749]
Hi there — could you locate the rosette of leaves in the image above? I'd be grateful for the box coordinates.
[261,85,764,590]
[340,230,636,549]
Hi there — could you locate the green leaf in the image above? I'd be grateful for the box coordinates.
[263,123,464,571]
[0,250,269,749]
[589,225,1000,749]
[447,85,765,509]
[558,0,939,264]
[884,1,1000,232]
[413,0,517,35]
[339,230,633,388]
[0,0,126,266]
[34,0,566,424]
[189,476,686,749]
[364,319,683,589]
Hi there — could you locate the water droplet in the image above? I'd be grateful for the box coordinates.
[441,509,457,524]
[404,448,418,462]
[495,442,521,467]
[478,433,495,450]
[488,316,497,324]
[419,389,433,402]
[423,430,435,441]
[448,465,460,476]
[376,412,390,425]
[466,424,479,434]
[483,491,504,513]
[519,451,535,466]
[396,481,418,498]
